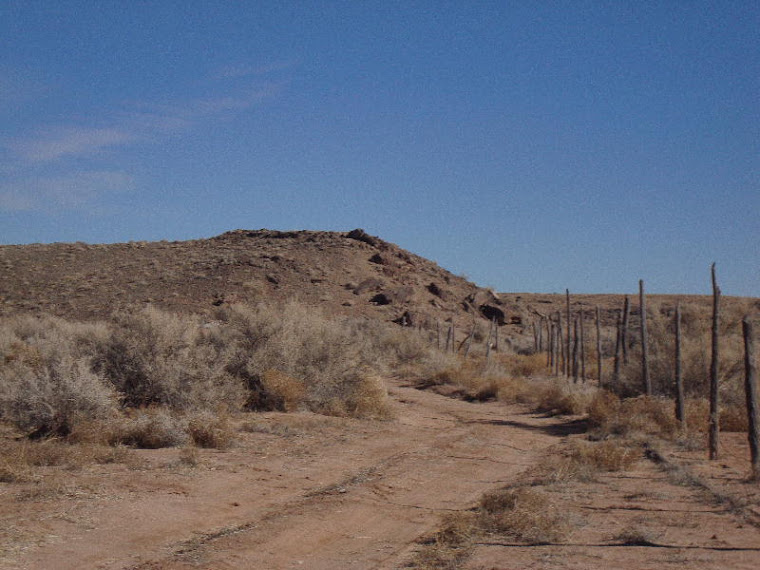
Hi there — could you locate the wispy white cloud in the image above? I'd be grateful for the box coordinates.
[214,59,298,79]
[1,63,288,214]
[10,126,135,163]
[0,170,133,212]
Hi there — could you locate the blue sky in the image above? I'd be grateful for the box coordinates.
[1,2,758,296]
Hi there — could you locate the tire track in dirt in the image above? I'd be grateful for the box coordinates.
[12,378,574,570]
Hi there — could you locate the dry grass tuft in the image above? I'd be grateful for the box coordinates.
[478,486,570,544]
[116,408,188,449]
[532,382,589,416]
[259,369,305,412]
[531,439,639,484]
[186,411,235,449]
[410,512,476,570]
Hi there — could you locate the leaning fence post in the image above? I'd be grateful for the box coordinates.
[621,295,631,365]
[640,280,651,395]
[572,315,580,383]
[742,316,759,480]
[709,263,721,460]
[566,289,571,377]
[579,309,586,382]
[613,308,622,387]
[675,301,685,425]
[595,306,602,386]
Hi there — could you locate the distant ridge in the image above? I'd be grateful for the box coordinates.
[0,229,530,336]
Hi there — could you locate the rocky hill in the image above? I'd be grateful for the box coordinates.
[0,228,530,332]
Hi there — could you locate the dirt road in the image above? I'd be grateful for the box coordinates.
[6,377,571,570]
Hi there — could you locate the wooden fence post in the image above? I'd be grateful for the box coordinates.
[613,308,622,387]
[572,315,579,383]
[709,263,721,460]
[566,289,571,377]
[557,311,565,376]
[640,280,651,395]
[742,316,759,480]
[548,321,555,371]
[485,318,494,359]
[621,295,631,365]
[675,301,685,425]
[436,319,441,350]
[445,324,452,354]
[580,309,586,382]
[595,306,602,387]
[463,321,476,357]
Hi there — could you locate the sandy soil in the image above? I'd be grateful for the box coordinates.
[1,378,759,570]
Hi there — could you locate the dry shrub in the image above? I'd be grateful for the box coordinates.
[532,440,639,484]
[570,440,639,472]
[587,390,621,429]
[344,374,392,419]
[590,394,679,439]
[95,306,246,411]
[532,382,589,416]
[478,486,569,544]
[115,408,188,448]
[497,353,548,378]
[0,315,118,437]
[411,512,475,570]
[259,369,305,412]
[186,411,235,449]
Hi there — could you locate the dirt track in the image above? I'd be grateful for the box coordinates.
[5,378,569,570]
[5,377,760,570]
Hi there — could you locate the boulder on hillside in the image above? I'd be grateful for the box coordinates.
[479,304,506,325]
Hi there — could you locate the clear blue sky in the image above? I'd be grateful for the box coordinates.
[1,1,758,296]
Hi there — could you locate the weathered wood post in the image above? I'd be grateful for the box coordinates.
[579,309,586,382]
[675,301,685,425]
[613,309,622,387]
[566,289,571,377]
[709,263,721,460]
[548,320,555,370]
[557,311,565,376]
[538,317,544,354]
[463,321,476,357]
[640,280,651,395]
[485,317,494,359]
[572,315,580,383]
[532,320,539,354]
[595,306,602,387]
[621,295,631,365]
[445,324,453,353]
[436,319,441,350]
[742,316,759,480]
[452,323,456,354]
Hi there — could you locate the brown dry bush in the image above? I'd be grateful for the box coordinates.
[478,486,570,544]
[186,411,235,449]
[114,408,188,449]
[589,393,679,439]
[531,439,639,484]
[532,381,589,416]
[94,306,246,411]
[411,512,476,569]
[0,314,118,437]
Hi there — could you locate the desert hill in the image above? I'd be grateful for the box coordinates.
[1,229,756,353]
[0,228,528,331]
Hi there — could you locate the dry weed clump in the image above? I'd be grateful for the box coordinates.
[478,486,570,544]
[587,391,680,439]
[186,411,235,449]
[115,408,188,449]
[0,314,117,437]
[531,439,639,484]
[410,512,476,569]
[532,381,589,416]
